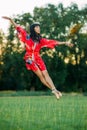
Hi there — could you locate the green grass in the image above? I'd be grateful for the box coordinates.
[0,93,87,130]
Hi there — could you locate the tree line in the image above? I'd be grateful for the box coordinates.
[0,3,87,92]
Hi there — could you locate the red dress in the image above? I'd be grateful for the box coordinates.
[16,26,59,71]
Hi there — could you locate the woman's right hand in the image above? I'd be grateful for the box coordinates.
[2,16,11,20]
[2,16,17,28]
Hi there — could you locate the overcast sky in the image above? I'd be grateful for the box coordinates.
[0,0,86,33]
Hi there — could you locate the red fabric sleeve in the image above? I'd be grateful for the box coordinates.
[40,38,59,49]
[16,26,27,43]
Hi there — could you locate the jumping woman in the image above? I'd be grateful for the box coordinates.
[2,16,73,99]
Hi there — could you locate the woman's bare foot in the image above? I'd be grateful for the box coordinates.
[52,89,62,99]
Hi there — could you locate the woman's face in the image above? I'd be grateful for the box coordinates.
[34,25,40,34]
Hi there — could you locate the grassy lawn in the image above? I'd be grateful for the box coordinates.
[0,92,87,130]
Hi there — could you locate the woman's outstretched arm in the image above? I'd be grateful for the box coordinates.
[40,38,74,49]
[2,16,27,43]
[2,16,17,28]
[58,41,74,48]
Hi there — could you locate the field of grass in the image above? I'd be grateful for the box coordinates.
[0,92,87,130]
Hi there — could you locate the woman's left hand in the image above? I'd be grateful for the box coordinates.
[65,42,74,47]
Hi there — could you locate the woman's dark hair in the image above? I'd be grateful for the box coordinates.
[30,22,42,42]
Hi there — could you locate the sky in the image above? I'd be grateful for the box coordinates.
[0,0,87,34]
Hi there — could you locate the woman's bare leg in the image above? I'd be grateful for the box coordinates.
[33,69,51,89]
[33,68,62,99]
[42,70,56,90]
